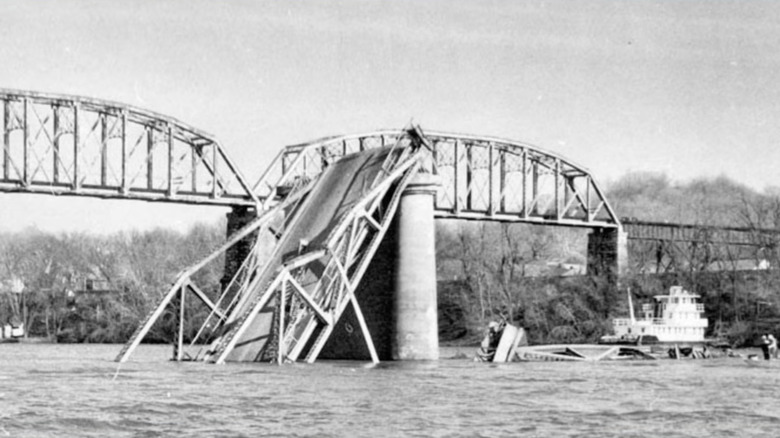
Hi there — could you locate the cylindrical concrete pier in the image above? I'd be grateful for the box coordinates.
[393,173,440,360]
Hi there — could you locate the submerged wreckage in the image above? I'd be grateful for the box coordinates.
[474,321,656,363]
[475,285,715,363]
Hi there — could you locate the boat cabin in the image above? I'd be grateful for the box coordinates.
[613,286,708,343]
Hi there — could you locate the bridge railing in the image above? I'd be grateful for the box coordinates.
[0,89,258,206]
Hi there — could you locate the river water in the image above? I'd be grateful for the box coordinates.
[0,344,778,437]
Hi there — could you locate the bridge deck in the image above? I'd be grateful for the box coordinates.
[221,148,399,362]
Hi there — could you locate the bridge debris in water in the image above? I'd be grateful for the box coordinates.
[474,322,656,362]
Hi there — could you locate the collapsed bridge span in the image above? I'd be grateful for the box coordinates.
[0,89,625,364]
[117,125,627,364]
[117,129,432,363]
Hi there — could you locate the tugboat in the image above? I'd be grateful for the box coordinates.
[602,286,708,344]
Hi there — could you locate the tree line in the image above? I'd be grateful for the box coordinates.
[2,172,779,347]
[436,172,780,346]
[0,223,224,343]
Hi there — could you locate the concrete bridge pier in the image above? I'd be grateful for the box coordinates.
[392,173,441,360]
[586,226,628,285]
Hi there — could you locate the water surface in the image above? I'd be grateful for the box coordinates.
[0,344,777,437]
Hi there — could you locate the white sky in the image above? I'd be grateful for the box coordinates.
[1,0,779,233]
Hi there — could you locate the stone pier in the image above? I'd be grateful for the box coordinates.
[222,206,259,300]
[586,226,628,285]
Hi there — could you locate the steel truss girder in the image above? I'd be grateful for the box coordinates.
[627,238,762,275]
[623,219,779,247]
[114,179,315,363]
[0,89,258,207]
[208,148,423,365]
[115,130,423,365]
[253,128,620,228]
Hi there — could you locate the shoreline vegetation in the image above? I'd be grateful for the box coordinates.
[2,173,780,348]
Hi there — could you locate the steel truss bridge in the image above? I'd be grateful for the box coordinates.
[0,89,620,229]
[1,89,629,364]
[256,130,621,227]
[7,89,771,364]
[0,89,258,206]
[622,219,778,274]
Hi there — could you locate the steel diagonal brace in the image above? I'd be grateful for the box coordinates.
[282,249,327,270]
[26,108,56,182]
[213,273,285,365]
[2,135,24,181]
[251,149,286,195]
[590,200,605,221]
[283,270,331,324]
[361,211,382,231]
[191,142,229,195]
[180,179,314,279]
[305,159,422,363]
[330,252,354,296]
[328,251,378,363]
[257,148,311,210]
[349,294,379,363]
[185,280,226,321]
[590,180,619,226]
[76,116,105,186]
[115,277,187,363]
[125,131,162,189]
[115,180,314,363]
[563,178,588,217]
[212,140,260,206]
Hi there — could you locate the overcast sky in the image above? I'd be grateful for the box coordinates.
[1,0,779,233]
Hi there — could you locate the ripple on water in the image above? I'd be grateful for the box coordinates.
[3,344,778,437]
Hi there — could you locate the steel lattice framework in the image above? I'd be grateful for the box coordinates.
[622,219,778,274]
[0,89,619,230]
[255,129,620,228]
[117,129,426,364]
[0,89,258,206]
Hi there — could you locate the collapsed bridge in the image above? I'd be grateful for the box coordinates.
[114,129,624,364]
[0,89,624,363]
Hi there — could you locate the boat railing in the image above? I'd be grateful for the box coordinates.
[614,317,671,326]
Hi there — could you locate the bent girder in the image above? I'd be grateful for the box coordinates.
[114,177,315,363]
[0,89,258,207]
[206,133,425,364]
[253,129,620,228]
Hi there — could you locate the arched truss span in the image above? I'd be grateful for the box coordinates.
[253,128,620,228]
[0,89,258,206]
